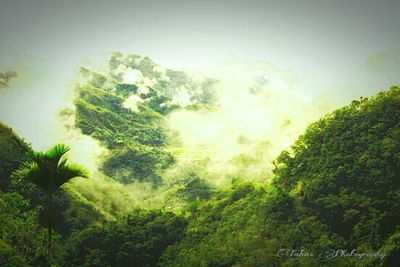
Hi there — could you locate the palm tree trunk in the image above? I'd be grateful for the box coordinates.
[47,194,53,267]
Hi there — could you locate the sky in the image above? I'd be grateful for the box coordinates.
[1,0,399,69]
[0,0,400,152]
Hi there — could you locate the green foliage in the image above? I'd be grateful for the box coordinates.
[0,122,31,190]
[0,122,102,227]
[74,84,174,186]
[101,145,174,185]
[273,86,400,248]
[160,87,400,266]
[0,122,110,267]
[64,210,187,267]
[1,82,400,266]
[14,144,88,195]
[176,172,213,201]
[73,53,218,186]
[12,144,89,265]
[0,240,28,267]
[115,83,138,97]
[0,192,51,266]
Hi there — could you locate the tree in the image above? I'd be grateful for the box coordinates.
[14,144,88,266]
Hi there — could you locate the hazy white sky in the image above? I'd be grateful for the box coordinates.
[1,0,400,71]
[0,0,399,151]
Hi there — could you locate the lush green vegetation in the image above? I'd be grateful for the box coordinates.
[14,144,88,265]
[64,210,187,266]
[1,64,399,266]
[273,87,400,249]
[73,53,217,186]
[0,125,104,266]
[158,87,400,266]
[0,122,31,190]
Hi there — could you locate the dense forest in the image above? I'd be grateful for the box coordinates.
[0,54,399,266]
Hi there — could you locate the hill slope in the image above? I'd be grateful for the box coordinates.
[72,53,217,186]
[158,86,400,267]
[0,122,31,190]
[0,123,105,266]
[1,83,399,266]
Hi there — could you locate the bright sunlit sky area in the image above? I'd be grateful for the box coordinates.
[0,0,400,167]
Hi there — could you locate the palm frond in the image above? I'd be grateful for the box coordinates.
[14,161,53,193]
[46,144,70,160]
[16,144,88,194]
[55,162,88,189]
[30,144,70,173]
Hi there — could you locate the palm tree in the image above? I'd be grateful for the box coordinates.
[15,144,88,266]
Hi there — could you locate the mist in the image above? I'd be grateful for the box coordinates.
[1,48,400,216]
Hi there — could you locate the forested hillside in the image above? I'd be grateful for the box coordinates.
[72,53,217,186]
[1,0,400,264]
[1,77,399,265]
[0,122,31,190]
[158,86,400,267]
[0,123,105,266]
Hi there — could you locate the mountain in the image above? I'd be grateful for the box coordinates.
[1,54,399,266]
[71,53,217,186]
[0,122,31,190]
[158,86,400,267]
